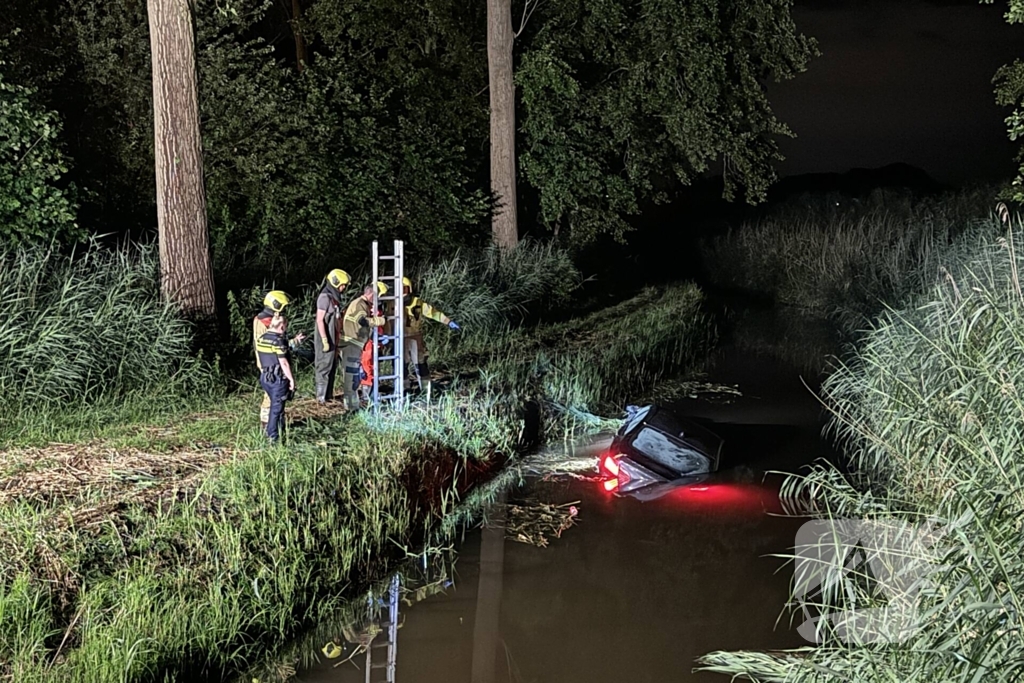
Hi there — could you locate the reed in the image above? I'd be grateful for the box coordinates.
[700,221,1024,682]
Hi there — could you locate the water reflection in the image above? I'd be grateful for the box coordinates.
[470,491,505,683]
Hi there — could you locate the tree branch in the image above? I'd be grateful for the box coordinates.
[514,0,544,39]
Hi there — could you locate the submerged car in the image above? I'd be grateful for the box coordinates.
[599,405,724,497]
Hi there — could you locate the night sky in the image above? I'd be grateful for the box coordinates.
[770,0,1022,185]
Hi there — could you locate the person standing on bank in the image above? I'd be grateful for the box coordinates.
[314,269,351,404]
[253,291,305,430]
[255,313,296,443]
[341,283,386,411]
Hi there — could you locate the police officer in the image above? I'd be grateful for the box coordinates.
[255,313,296,443]
[314,269,351,404]
[253,290,305,430]
[341,283,386,411]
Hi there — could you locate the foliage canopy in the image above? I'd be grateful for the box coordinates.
[2,0,815,273]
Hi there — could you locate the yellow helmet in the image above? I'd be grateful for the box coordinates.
[327,269,351,289]
[401,276,412,289]
[263,290,290,312]
[375,281,389,296]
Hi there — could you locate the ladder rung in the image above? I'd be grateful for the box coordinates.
[376,355,399,361]
[371,641,392,648]
[377,375,401,381]
[377,255,399,260]
[371,662,390,669]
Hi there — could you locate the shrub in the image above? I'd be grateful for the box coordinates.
[0,66,81,245]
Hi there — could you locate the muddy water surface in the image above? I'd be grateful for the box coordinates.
[294,308,839,683]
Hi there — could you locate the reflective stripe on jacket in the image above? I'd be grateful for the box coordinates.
[255,331,289,370]
[252,308,274,369]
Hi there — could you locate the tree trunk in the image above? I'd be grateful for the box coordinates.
[487,0,518,249]
[291,0,308,72]
[147,0,217,318]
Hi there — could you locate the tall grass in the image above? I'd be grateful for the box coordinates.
[700,222,1024,681]
[0,412,484,683]
[701,188,999,330]
[0,243,213,423]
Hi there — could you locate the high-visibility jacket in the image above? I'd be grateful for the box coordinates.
[255,330,290,371]
[404,296,450,338]
[252,307,275,370]
[342,297,377,349]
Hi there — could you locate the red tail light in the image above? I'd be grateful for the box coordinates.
[601,455,620,477]
[603,478,619,492]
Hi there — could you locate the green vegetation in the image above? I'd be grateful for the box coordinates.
[701,189,998,331]
[0,240,712,683]
[0,243,212,430]
[0,65,80,245]
[700,222,1024,680]
[2,0,814,268]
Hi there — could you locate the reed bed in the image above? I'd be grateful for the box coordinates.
[700,222,1024,682]
[0,242,214,421]
[701,188,999,331]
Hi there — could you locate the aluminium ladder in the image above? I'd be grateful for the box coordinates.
[364,574,401,683]
[371,240,405,413]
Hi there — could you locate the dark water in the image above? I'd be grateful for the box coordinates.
[293,308,838,683]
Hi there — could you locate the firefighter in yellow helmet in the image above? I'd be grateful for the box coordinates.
[401,276,459,394]
[253,290,305,430]
[314,269,350,404]
[341,282,386,410]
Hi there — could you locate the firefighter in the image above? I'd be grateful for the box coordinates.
[253,290,305,430]
[358,282,392,405]
[341,283,386,411]
[255,313,296,443]
[314,269,351,404]
[401,277,460,394]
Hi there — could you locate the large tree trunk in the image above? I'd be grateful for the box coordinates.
[291,0,308,72]
[487,0,518,249]
[147,0,217,318]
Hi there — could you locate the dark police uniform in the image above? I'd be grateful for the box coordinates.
[255,330,292,441]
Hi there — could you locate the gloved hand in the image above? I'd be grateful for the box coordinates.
[378,334,391,345]
[321,336,330,353]
[448,320,461,331]
[369,315,386,327]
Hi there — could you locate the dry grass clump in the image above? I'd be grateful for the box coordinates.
[502,500,580,547]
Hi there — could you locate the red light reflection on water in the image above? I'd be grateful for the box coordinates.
[597,477,784,516]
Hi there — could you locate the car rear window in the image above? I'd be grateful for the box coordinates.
[632,426,710,475]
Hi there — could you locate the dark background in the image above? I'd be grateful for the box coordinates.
[772,0,1021,185]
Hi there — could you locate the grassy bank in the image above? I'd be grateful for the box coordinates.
[700,223,1024,680]
[700,188,998,331]
[0,242,713,683]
